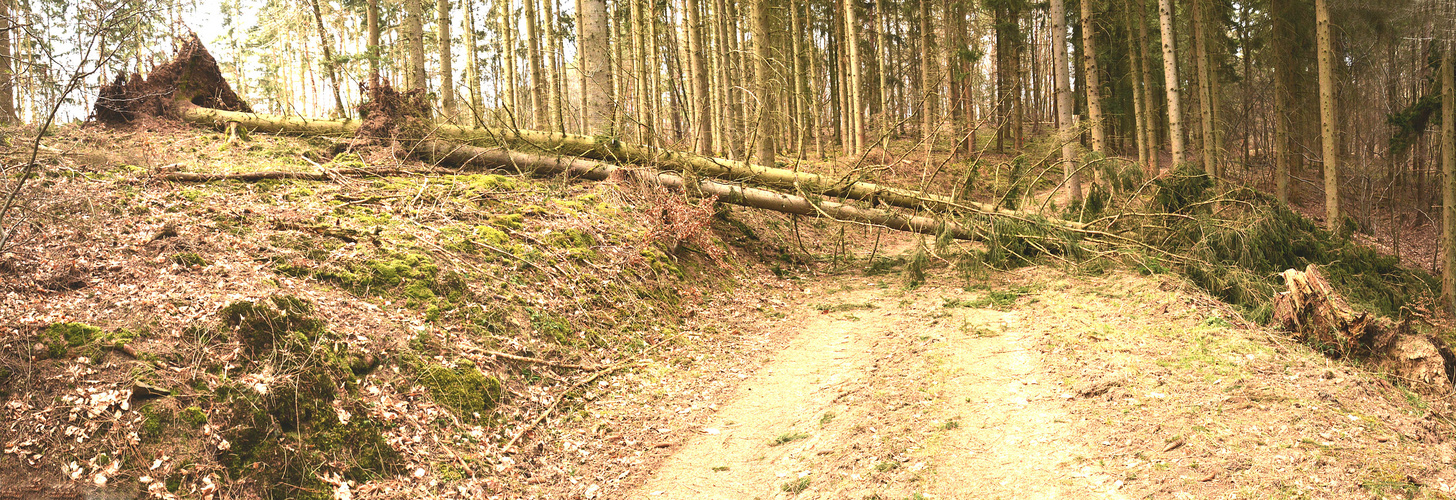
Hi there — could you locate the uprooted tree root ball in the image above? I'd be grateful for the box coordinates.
[93,34,251,124]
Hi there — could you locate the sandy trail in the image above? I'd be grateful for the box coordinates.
[630,272,1124,499]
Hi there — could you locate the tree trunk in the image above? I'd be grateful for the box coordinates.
[306,0,346,118]
[1051,0,1080,202]
[500,0,520,125]
[405,0,427,91]
[175,102,1044,222]
[876,2,891,138]
[844,0,865,155]
[1123,0,1149,171]
[789,2,811,157]
[525,0,547,129]
[1272,0,1290,204]
[1442,48,1454,312]
[581,0,611,134]
[919,0,937,142]
[544,0,564,133]
[438,0,456,121]
[465,0,483,127]
[367,0,380,88]
[1135,0,1159,173]
[751,0,776,166]
[685,0,712,154]
[1192,0,1216,175]
[423,142,978,239]
[1080,0,1105,153]
[1157,0,1184,169]
[1315,0,1339,230]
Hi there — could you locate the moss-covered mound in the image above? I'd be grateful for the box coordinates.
[214,296,400,498]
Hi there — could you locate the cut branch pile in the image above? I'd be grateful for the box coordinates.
[1273,265,1454,392]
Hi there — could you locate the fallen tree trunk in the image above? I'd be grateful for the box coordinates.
[1273,265,1454,392]
[176,102,1069,228]
[420,141,978,240]
[156,169,424,182]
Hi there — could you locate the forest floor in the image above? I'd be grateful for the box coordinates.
[3,123,1456,499]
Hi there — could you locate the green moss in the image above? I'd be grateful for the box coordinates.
[489,213,524,230]
[42,322,101,358]
[181,406,207,427]
[529,308,575,344]
[415,362,505,420]
[170,252,209,268]
[220,296,326,360]
[214,298,401,497]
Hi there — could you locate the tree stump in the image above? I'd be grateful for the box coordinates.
[1273,265,1454,392]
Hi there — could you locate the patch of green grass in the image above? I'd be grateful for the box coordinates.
[768,431,809,447]
[938,420,961,431]
[781,476,810,493]
[874,460,901,472]
[943,286,1034,310]
[814,302,877,313]
[819,412,836,426]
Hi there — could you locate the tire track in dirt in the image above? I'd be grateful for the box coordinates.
[630,270,1125,499]
[631,287,896,498]
[922,307,1127,499]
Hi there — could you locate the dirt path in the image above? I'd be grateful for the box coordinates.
[630,270,1125,499]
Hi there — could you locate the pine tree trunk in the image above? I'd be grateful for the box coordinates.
[1315,0,1339,229]
[1123,0,1149,171]
[1272,0,1291,204]
[1135,0,1159,173]
[844,0,865,155]
[876,2,891,138]
[1,0,17,123]
[367,0,380,88]
[543,0,563,132]
[306,0,346,118]
[1440,48,1454,311]
[465,0,483,128]
[525,0,547,129]
[1051,0,1080,202]
[500,0,520,126]
[1192,0,1216,175]
[919,0,937,142]
[631,0,650,144]
[789,2,810,156]
[581,0,611,134]
[405,0,427,91]
[438,0,456,122]
[685,0,712,154]
[805,2,826,159]
[750,0,775,165]
[1157,0,1184,169]
[1080,0,1105,153]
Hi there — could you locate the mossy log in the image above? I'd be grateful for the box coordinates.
[176,103,1067,228]
[1273,265,1454,391]
[421,141,977,240]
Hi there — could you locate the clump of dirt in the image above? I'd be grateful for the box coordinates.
[93,33,251,124]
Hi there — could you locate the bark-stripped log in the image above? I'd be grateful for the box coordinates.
[174,102,1067,228]
[419,141,977,240]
